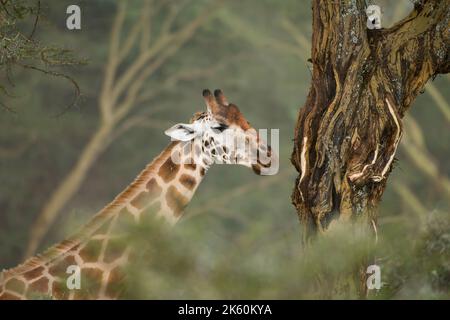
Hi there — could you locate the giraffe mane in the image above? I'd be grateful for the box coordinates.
[2,142,179,278]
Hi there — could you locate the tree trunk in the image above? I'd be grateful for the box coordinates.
[291,0,449,241]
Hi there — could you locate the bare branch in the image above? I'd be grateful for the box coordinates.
[112,46,176,123]
[392,181,427,226]
[136,57,234,104]
[117,6,148,62]
[281,18,310,54]
[426,82,450,123]
[111,114,172,143]
[159,1,186,37]
[218,13,307,61]
[401,116,450,198]
[110,0,223,107]
[18,63,81,117]
[139,0,153,52]
[99,1,127,122]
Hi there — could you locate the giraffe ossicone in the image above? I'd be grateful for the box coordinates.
[0,89,278,300]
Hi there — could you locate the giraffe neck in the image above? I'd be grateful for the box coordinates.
[0,140,211,300]
[118,140,209,223]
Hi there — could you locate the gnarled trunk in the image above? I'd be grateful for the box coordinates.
[291,0,449,241]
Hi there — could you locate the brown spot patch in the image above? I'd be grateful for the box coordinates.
[146,178,162,195]
[158,157,180,183]
[105,267,126,298]
[184,163,197,171]
[0,292,21,300]
[180,174,196,190]
[166,186,189,218]
[200,167,206,176]
[29,277,49,294]
[75,268,104,299]
[52,280,70,300]
[5,278,26,294]
[23,266,44,280]
[49,255,77,277]
[79,239,103,263]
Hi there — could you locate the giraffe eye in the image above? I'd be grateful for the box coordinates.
[212,124,228,132]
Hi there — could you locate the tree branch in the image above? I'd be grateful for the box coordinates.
[381,0,449,110]
[426,82,450,123]
[99,1,127,122]
[110,0,222,110]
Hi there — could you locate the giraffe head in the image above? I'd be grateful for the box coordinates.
[165,89,278,175]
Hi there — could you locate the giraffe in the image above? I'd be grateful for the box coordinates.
[0,89,278,300]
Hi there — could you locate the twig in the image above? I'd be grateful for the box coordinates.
[392,181,427,225]
[0,99,16,113]
[401,116,450,198]
[16,63,81,117]
[281,17,310,54]
[27,0,40,40]
[425,82,450,123]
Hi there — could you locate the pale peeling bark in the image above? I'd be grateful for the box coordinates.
[291,0,449,240]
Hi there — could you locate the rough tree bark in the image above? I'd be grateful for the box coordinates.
[291,0,449,241]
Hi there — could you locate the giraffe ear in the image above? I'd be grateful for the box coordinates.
[164,123,199,141]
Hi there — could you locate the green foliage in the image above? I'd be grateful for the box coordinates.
[0,0,84,112]
[111,211,449,299]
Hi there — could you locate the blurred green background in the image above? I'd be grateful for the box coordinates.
[0,0,448,299]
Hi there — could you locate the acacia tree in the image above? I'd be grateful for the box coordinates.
[0,0,81,113]
[291,0,449,240]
